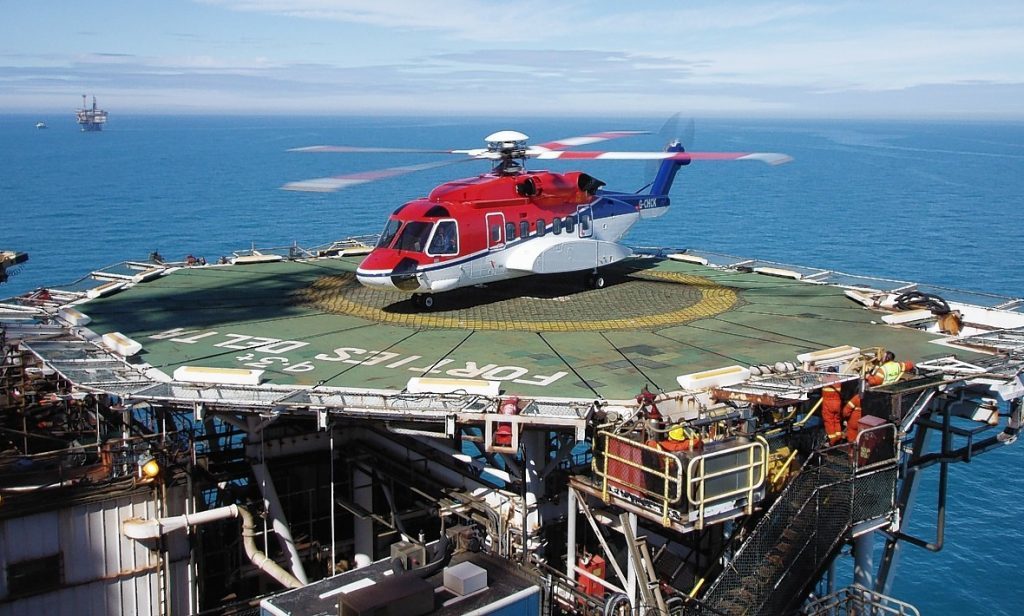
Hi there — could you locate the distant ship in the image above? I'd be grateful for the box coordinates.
[76,94,107,131]
[35,121,47,129]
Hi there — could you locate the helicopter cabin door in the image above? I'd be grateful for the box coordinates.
[577,205,593,238]
[486,213,505,250]
[470,212,507,281]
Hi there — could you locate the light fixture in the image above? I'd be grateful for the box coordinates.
[138,453,160,479]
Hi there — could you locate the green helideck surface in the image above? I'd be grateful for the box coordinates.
[79,256,973,400]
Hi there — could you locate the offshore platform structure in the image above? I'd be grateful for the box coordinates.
[0,240,1022,615]
[76,95,107,131]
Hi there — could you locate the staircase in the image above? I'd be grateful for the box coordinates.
[698,448,858,616]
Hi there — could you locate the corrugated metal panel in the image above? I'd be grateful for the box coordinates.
[62,490,159,585]
[0,489,167,615]
[2,510,60,561]
[0,510,61,602]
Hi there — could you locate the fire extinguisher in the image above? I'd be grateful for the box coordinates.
[577,553,606,598]
[495,396,519,446]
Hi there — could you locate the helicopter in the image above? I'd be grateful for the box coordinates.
[283,129,791,309]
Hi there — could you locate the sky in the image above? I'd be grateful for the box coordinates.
[2,0,1023,118]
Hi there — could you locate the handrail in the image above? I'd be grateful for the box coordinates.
[686,436,768,529]
[593,431,684,525]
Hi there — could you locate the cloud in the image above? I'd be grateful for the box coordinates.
[199,0,578,42]
[3,1,1024,117]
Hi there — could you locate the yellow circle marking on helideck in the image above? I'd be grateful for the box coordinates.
[297,270,739,332]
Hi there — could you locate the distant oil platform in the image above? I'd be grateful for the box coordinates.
[76,94,107,131]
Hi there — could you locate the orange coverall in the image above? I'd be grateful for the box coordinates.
[823,384,862,444]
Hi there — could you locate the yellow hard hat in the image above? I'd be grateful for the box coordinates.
[668,426,686,441]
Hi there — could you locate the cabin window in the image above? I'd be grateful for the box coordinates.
[377,219,402,248]
[580,213,591,232]
[520,220,530,238]
[552,217,562,235]
[505,222,517,240]
[536,219,546,236]
[490,223,502,244]
[6,553,62,599]
[427,220,458,255]
[393,221,433,252]
[564,216,575,234]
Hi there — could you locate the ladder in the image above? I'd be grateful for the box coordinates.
[620,513,668,615]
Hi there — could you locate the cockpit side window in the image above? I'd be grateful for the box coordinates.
[393,221,434,252]
[377,219,402,248]
[427,220,459,256]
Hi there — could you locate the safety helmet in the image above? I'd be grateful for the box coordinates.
[668,426,686,441]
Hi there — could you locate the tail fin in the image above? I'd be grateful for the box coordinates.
[649,141,690,196]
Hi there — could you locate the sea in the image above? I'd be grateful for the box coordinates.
[2,114,1023,614]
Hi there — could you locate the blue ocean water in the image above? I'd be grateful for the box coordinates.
[2,114,1023,613]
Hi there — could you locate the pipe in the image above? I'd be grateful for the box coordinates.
[252,461,310,583]
[603,593,631,616]
[237,506,304,590]
[122,504,303,589]
[123,504,240,538]
[462,586,540,616]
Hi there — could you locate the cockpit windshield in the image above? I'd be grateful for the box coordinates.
[393,221,434,252]
[377,219,401,248]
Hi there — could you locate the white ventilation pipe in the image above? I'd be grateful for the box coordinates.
[123,504,303,589]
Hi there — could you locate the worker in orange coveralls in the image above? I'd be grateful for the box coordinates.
[822,367,864,445]
[866,351,915,387]
[841,392,863,444]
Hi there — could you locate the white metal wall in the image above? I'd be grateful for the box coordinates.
[0,486,190,616]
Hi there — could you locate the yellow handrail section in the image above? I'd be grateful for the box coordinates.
[794,396,823,428]
[592,431,684,526]
[686,436,768,529]
[771,447,800,485]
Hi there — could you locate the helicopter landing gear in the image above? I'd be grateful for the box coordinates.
[412,293,436,310]
[585,271,606,290]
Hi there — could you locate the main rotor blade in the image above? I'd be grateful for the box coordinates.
[529,150,793,165]
[289,145,466,154]
[281,159,472,193]
[533,130,649,151]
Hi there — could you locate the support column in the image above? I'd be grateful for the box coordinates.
[853,531,875,590]
[626,512,638,608]
[524,427,548,556]
[566,486,577,580]
[353,467,374,568]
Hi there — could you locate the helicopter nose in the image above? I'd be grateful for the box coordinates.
[389,257,423,292]
[355,270,394,290]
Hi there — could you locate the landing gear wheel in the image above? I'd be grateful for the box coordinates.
[412,294,436,310]
[586,272,606,290]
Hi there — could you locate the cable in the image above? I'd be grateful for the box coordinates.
[536,333,601,398]
[599,332,660,391]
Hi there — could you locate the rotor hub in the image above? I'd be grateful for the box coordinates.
[484,130,530,174]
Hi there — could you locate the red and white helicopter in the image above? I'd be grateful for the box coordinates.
[284,129,791,309]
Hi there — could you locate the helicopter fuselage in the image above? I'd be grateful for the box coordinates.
[355,168,670,296]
